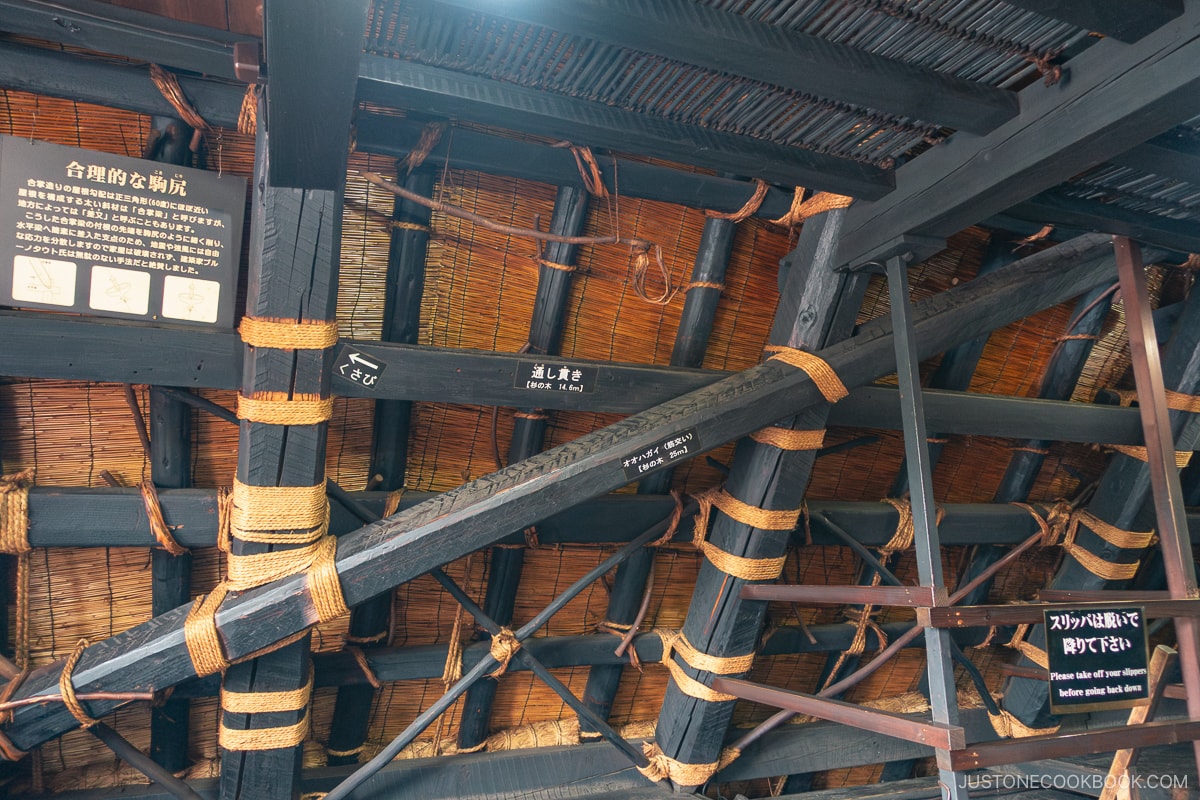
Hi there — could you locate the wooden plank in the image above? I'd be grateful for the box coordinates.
[430,0,1017,135]
[0,233,1123,750]
[949,720,1200,771]
[1099,645,1177,800]
[713,678,965,751]
[0,0,251,79]
[836,2,1200,270]
[262,0,366,189]
[925,599,1200,629]
[356,56,894,199]
[0,39,244,129]
[1039,590,1172,602]
[1002,0,1183,43]
[742,584,935,607]
[354,114,797,220]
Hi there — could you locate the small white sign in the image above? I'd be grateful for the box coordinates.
[89,265,150,315]
[162,275,220,323]
[12,255,76,306]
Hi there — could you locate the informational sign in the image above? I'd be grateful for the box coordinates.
[1045,606,1149,714]
[0,136,245,327]
[334,346,386,390]
[621,427,700,481]
[514,360,598,394]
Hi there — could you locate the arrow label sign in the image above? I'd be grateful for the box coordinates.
[334,345,387,390]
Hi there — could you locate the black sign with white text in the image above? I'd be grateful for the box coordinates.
[1045,606,1149,713]
[334,346,387,390]
[0,136,245,327]
[514,360,598,394]
[621,427,700,481]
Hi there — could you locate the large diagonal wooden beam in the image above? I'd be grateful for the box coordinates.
[355,56,893,199]
[429,0,1018,134]
[0,234,1120,751]
[836,2,1200,269]
[1002,0,1183,43]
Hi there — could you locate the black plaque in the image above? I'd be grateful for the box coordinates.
[1045,606,1149,714]
[514,359,598,394]
[333,346,387,390]
[621,427,701,481]
[0,135,245,327]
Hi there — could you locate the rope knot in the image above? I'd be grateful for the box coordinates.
[488,627,522,678]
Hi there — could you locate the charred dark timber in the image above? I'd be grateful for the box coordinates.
[216,90,346,798]
[458,185,590,749]
[325,164,436,767]
[0,233,1128,750]
[652,206,868,778]
[580,214,735,733]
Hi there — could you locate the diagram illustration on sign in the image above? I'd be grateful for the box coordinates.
[161,276,220,323]
[89,265,150,315]
[12,255,76,306]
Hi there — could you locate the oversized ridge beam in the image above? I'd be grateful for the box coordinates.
[1112,127,1200,185]
[430,0,1018,135]
[836,2,1200,269]
[0,0,252,80]
[0,233,1122,750]
[0,312,1150,445]
[353,113,798,220]
[355,55,894,200]
[37,710,1000,800]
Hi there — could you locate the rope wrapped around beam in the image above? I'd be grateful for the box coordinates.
[762,346,848,403]
[637,740,740,786]
[691,487,794,581]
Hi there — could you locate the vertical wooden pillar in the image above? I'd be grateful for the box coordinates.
[457,185,590,749]
[652,208,868,785]
[580,215,735,731]
[148,389,193,773]
[217,107,343,800]
[325,164,434,766]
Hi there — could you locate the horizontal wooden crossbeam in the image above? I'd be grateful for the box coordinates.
[949,719,1200,770]
[713,678,966,751]
[741,584,937,607]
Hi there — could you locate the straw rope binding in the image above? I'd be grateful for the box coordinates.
[638,740,740,785]
[139,482,187,556]
[221,667,313,715]
[705,178,768,222]
[237,393,334,426]
[239,317,338,350]
[219,710,310,751]
[749,426,825,451]
[763,347,848,403]
[691,487,794,580]
[58,639,98,730]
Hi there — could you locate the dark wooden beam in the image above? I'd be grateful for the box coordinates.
[1111,127,1200,185]
[430,0,1017,135]
[950,720,1200,771]
[1004,190,1200,256]
[580,214,736,733]
[836,3,1200,269]
[0,0,251,79]
[0,310,1152,445]
[354,114,797,220]
[326,164,435,766]
[654,206,869,781]
[30,710,1000,800]
[743,584,935,607]
[262,0,366,189]
[216,92,343,799]
[0,40,244,129]
[0,234,1124,751]
[355,56,894,200]
[1001,0,1183,43]
[458,185,590,748]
